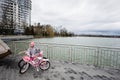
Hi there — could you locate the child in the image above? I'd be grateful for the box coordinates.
[25,41,40,71]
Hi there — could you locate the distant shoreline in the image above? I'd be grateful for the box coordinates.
[1,35,120,42]
[77,34,120,38]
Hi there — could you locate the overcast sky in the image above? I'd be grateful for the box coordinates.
[31,0,120,33]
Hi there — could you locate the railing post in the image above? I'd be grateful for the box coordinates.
[96,47,100,67]
[11,41,14,56]
[69,47,72,62]
[14,42,16,54]
[47,45,49,59]
[116,51,119,68]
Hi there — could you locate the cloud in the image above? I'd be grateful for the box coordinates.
[31,0,120,33]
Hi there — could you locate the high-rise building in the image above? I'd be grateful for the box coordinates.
[0,0,31,34]
[0,0,15,30]
[15,0,31,33]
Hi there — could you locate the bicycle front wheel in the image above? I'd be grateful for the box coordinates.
[19,61,30,74]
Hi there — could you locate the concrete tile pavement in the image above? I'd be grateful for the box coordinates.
[0,55,120,80]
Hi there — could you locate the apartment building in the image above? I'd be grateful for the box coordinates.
[0,0,31,34]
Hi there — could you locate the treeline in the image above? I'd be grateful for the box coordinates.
[25,23,74,37]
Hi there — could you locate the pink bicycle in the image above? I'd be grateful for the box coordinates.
[18,51,50,74]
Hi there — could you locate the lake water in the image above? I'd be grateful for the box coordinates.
[27,37,120,48]
[7,37,120,68]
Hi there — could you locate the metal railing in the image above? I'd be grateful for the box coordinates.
[7,41,120,69]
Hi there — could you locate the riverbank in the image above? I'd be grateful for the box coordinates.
[0,35,33,41]
[0,54,120,80]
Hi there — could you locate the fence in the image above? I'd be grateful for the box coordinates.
[7,41,120,69]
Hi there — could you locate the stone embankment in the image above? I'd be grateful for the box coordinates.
[0,39,12,58]
[0,35,33,41]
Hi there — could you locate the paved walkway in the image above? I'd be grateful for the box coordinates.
[0,54,120,80]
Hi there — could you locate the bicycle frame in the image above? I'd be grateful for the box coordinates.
[23,51,49,67]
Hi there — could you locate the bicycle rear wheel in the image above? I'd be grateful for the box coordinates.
[39,61,50,70]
